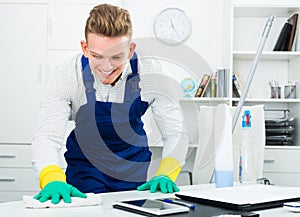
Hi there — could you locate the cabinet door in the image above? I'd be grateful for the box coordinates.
[0,4,47,143]
[47,1,122,50]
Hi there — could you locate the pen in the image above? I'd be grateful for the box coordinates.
[162,198,195,210]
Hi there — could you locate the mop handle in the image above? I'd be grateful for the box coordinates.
[232,15,275,133]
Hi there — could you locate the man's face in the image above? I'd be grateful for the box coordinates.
[81,33,136,85]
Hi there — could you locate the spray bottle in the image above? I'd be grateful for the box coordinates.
[239,110,256,184]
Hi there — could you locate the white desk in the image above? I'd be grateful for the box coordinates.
[0,185,298,217]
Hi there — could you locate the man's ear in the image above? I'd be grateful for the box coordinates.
[128,42,136,59]
[80,40,89,57]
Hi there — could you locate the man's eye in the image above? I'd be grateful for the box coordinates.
[93,55,102,59]
[112,56,123,60]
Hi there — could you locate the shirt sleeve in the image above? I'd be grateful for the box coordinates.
[31,61,76,173]
[139,59,189,166]
[150,94,189,166]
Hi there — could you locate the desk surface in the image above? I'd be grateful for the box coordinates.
[0,185,298,217]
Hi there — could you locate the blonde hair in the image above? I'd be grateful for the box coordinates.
[85,4,132,41]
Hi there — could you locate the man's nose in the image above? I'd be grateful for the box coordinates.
[101,58,113,71]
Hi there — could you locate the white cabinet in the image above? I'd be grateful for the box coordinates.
[0,2,46,202]
[0,144,39,202]
[0,3,47,143]
[263,146,300,186]
[47,4,94,50]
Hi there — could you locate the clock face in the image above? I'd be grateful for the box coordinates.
[153,8,192,45]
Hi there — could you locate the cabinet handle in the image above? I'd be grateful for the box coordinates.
[0,177,15,182]
[0,154,16,159]
[48,18,53,36]
[264,159,275,163]
[38,64,47,83]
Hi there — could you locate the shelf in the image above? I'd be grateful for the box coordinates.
[265,145,300,150]
[233,5,300,17]
[149,143,199,148]
[181,98,300,103]
[233,51,300,60]
[231,98,300,103]
[180,97,230,103]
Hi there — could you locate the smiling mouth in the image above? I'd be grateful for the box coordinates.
[100,69,116,75]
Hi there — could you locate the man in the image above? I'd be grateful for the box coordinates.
[32,3,188,204]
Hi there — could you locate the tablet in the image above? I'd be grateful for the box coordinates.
[112,199,189,216]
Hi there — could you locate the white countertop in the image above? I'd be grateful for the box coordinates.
[0,184,298,217]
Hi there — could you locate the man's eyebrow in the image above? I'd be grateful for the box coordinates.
[89,51,102,56]
[89,51,125,57]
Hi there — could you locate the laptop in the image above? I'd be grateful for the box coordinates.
[175,185,300,211]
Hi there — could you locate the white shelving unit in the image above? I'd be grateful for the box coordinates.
[228,0,300,187]
[179,0,300,187]
[230,1,300,139]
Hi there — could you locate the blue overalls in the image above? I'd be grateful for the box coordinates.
[64,53,152,193]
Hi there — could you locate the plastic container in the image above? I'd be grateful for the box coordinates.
[239,110,256,184]
[214,104,233,188]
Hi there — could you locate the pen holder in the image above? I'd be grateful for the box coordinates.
[271,86,281,99]
[284,85,296,99]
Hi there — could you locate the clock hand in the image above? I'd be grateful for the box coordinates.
[169,18,180,38]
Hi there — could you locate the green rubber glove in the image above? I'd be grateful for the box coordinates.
[34,181,87,204]
[137,175,180,193]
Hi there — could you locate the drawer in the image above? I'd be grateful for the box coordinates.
[0,168,39,191]
[0,144,32,167]
[263,172,300,187]
[263,149,300,173]
[0,191,38,203]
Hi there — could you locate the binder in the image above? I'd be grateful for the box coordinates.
[175,185,300,211]
[273,13,298,51]
[287,13,298,51]
[273,22,292,51]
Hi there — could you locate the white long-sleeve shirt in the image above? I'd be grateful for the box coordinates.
[31,53,189,172]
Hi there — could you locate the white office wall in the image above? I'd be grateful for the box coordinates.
[46,1,226,84]
[123,0,225,71]
[122,0,226,181]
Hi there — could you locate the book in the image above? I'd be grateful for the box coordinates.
[233,72,251,98]
[273,13,298,51]
[216,69,228,97]
[232,74,241,97]
[210,73,217,97]
[195,74,211,97]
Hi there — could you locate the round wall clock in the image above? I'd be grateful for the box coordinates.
[153,8,192,45]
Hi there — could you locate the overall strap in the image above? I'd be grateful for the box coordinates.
[81,55,96,102]
[127,52,140,93]
[129,52,138,76]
